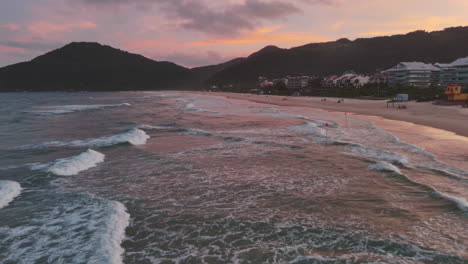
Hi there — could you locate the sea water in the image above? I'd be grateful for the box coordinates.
[0,91,467,263]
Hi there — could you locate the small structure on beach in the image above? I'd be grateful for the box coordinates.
[445,84,468,102]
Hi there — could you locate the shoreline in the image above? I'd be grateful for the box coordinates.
[192,91,468,170]
[203,92,468,138]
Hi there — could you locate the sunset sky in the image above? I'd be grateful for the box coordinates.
[1,0,468,68]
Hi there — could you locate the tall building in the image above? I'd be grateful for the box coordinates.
[385,62,440,87]
[443,57,468,87]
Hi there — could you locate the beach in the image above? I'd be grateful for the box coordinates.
[215,92,468,138]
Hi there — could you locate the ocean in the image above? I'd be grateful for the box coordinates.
[0,91,466,264]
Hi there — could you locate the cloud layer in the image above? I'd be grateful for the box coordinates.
[0,0,467,67]
[80,0,304,35]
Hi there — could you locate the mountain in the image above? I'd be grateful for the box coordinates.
[0,42,189,91]
[2,26,468,91]
[184,58,245,89]
[207,26,468,85]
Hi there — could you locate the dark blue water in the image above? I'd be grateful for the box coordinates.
[0,92,467,263]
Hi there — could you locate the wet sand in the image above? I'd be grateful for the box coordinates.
[201,92,468,138]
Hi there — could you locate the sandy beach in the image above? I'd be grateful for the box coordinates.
[204,92,468,138]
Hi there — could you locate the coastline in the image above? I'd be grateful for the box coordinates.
[196,91,468,171]
[204,92,468,138]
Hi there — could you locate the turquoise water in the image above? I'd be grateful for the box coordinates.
[0,92,466,263]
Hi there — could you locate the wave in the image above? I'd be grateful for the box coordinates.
[434,192,468,212]
[177,128,212,136]
[183,103,218,114]
[138,124,174,130]
[368,162,468,213]
[368,161,402,174]
[0,194,130,263]
[29,103,131,114]
[70,128,150,147]
[139,124,212,137]
[92,200,130,264]
[288,122,326,137]
[15,128,150,150]
[0,180,22,210]
[30,149,105,176]
[346,144,408,165]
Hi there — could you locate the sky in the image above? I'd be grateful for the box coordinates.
[1,0,468,68]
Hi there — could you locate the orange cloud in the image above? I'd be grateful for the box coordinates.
[27,21,97,35]
[187,26,326,47]
[359,16,468,37]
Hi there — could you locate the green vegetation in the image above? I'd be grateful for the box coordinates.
[211,82,447,101]
[309,84,446,100]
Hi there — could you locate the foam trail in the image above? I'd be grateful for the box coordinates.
[180,128,212,136]
[31,149,105,176]
[138,124,174,130]
[347,145,408,165]
[0,180,22,209]
[368,161,401,174]
[30,103,131,114]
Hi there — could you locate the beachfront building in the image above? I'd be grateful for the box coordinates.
[321,72,370,88]
[436,57,468,87]
[286,76,311,89]
[385,62,440,87]
[369,72,389,85]
[258,77,273,88]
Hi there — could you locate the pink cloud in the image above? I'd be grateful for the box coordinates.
[27,21,97,36]
[0,24,21,31]
[0,45,25,54]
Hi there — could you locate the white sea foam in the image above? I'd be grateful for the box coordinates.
[368,161,401,174]
[30,103,131,114]
[0,195,130,264]
[90,201,130,264]
[184,103,196,110]
[70,128,150,147]
[0,180,22,210]
[288,122,326,137]
[30,149,105,176]
[183,103,218,114]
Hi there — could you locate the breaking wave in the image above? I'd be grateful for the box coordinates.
[70,128,149,147]
[288,122,326,137]
[30,149,105,176]
[0,181,22,210]
[183,103,218,114]
[368,161,402,174]
[29,103,131,114]
[434,192,468,212]
[346,144,408,165]
[19,129,150,150]
[0,194,130,264]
